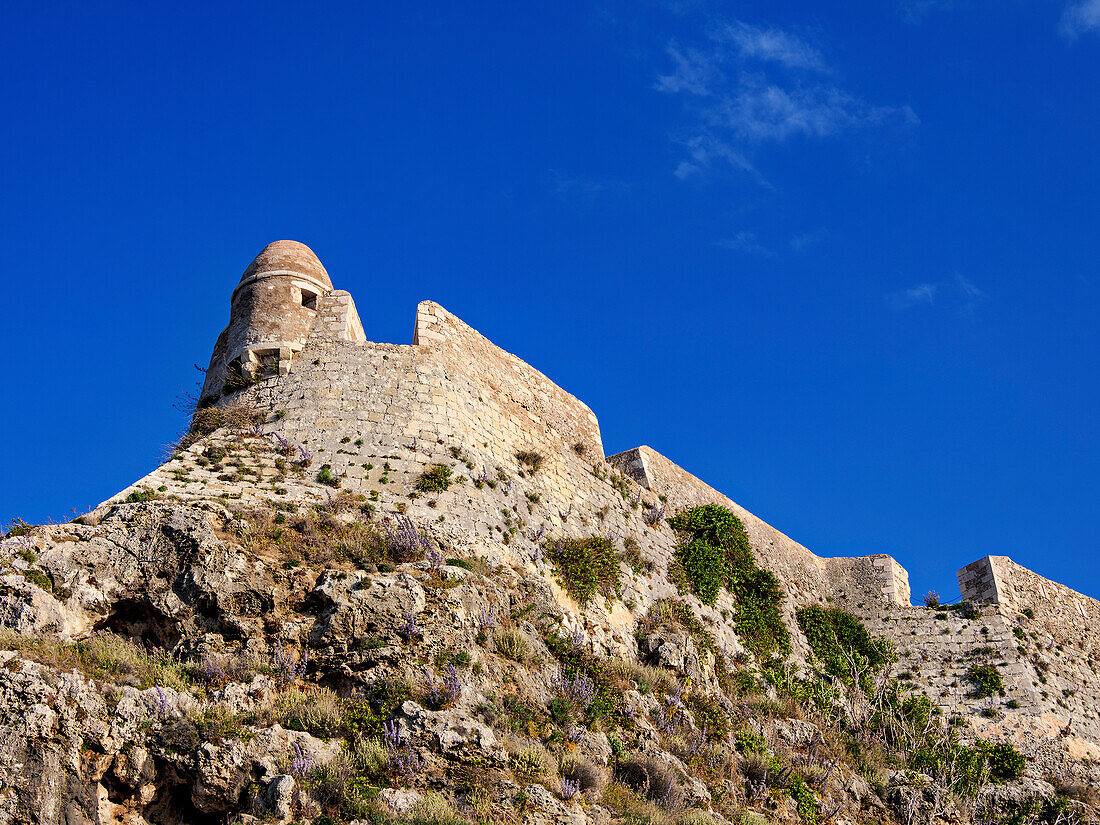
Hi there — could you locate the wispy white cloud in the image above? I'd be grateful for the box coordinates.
[655,45,714,95]
[953,273,988,315]
[716,21,827,71]
[672,134,763,182]
[1062,0,1100,36]
[713,231,772,255]
[887,275,988,313]
[656,20,917,181]
[954,274,986,302]
[708,77,918,143]
[888,283,939,310]
[900,0,1100,37]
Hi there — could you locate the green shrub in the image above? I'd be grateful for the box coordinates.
[735,729,769,754]
[668,504,752,564]
[985,741,1026,779]
[911,740,989,795]
[303,750,372,819]
[685,691,731,741]
[21,569,52,591]
[668,504,789,658]
[625,536,653,571]
[674,539,730,604]
[546,536,620,605]
[967,664,1004,698]
[795,605,890,689]
[4,518,35,537]
[416,464,453,493]
[787,774,818,823]
[317,464,340,488]
[733,566,790,660]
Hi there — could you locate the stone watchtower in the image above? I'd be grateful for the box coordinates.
[199,241,334,403]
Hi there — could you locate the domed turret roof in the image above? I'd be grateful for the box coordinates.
[235,240,332,295]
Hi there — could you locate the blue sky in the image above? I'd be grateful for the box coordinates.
[1,1,1097,603]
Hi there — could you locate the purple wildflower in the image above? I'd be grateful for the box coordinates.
[553,669,596,708]
[383,719,421,780]
[425,544,445,572]
[153,685,170,717]
[384,516,431,560]
[383,719,402,749]
[476,609,496,635]
[201,655,226,686]
[291,743,314,777]
[397,612,422,643]
[566,726,587,745]
[273,647,307,686]
[443,664,462,705]
[423,666,440,707]
[643,503,666,526]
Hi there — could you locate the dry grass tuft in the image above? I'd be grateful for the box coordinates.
[601,781,674,825]
[607,658,679,695]
[494,627,533,663]
[0,630,190,691]
[560,753,609,793]
[509,740,555,781]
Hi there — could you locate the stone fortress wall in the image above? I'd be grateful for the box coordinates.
[110,240,1100,746]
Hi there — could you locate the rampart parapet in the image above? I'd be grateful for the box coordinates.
[91,239,1100,754]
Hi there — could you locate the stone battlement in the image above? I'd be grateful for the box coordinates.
[150,241,1100,625]
[98,240,1100,743]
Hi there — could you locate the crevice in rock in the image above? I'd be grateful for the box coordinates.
[94,599,181,648]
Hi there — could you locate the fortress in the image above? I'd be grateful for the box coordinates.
[115,240,1100,761]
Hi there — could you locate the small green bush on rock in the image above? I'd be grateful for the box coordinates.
[668,504,790,659]
[985,741,1026,779]
[967,664,1004,698]
[674,538,730,604]
[416,464,453,493]
[546,536,620,605]
[795,605,890,688]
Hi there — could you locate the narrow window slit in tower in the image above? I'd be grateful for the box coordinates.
[301,289,318,310]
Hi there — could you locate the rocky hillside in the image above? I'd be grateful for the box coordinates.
[0,402,1097,825]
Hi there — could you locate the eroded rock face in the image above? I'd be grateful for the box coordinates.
[0,498,1097,825]
[0,502,278,649]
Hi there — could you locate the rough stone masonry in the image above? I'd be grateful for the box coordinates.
[114,240,1100,761]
